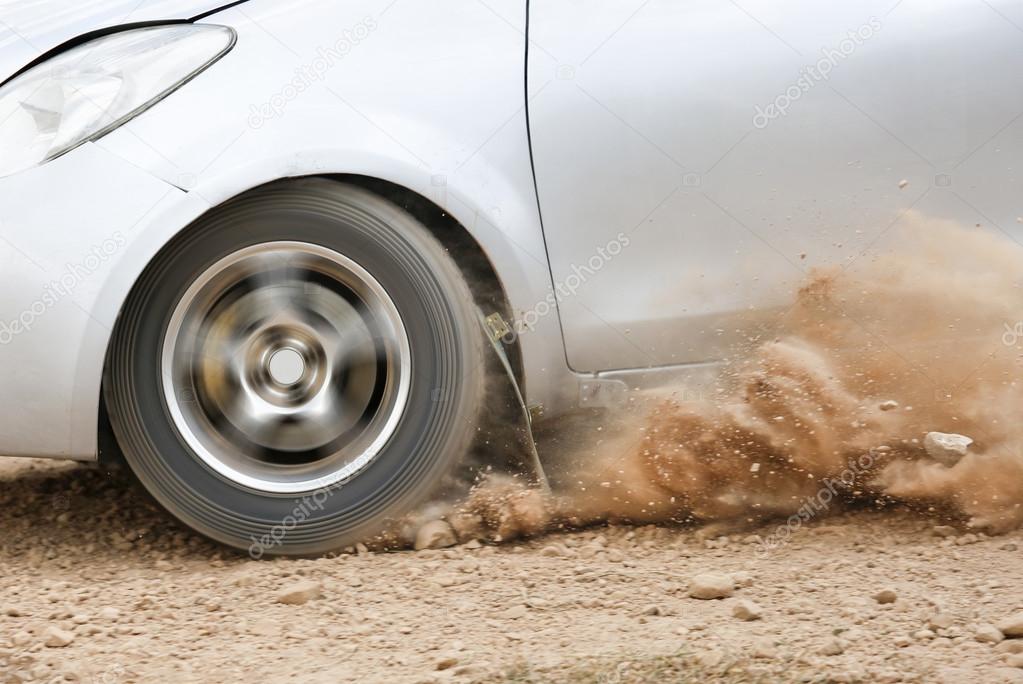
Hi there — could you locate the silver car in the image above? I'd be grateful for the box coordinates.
[0,0,1019,553]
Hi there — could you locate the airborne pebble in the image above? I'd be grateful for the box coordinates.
[923,432,973,466]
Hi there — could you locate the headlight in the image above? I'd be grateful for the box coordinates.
[0,24,235,179]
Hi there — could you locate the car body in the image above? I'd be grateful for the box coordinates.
[2,0,1021,552]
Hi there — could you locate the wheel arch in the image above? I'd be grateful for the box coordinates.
[97,174,526,456]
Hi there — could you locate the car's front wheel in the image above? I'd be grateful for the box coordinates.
[104,179,484,556]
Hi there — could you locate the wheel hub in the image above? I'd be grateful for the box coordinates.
[267,346,306,387]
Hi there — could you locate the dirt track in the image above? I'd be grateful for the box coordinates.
[2,456,1023,683]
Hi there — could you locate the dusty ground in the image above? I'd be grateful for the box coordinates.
[3,458,1023,683]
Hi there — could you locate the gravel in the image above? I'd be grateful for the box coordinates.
[3,457,1023,683]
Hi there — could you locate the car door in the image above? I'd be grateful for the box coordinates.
[527,0,1023,373]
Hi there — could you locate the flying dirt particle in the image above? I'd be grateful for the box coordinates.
[879,400,899,411]
[923,432,973,466]
[688,572,735,600]
[414,520,457,551]
[898,179,909,189]
[276,580,321,605]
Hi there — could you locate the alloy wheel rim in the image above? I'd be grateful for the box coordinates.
[161,241,411,494]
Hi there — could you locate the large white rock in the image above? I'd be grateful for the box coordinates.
[923,432,973,466]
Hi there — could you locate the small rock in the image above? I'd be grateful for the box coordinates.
[1007,654,1023,669]
[955,533,979,546]
[641,604,662,616]
[923,432,973,466]
[820,638,846,656]
[998,613,1023,638]
[688,573,735,600]
[751,638,776,659]
[873,589,898,605]
[276,580,322,605]
[976,624,1005,644]
[414,520,457,551]
[997,641,1023,654]
[540,544,567,558]
[933,525,958,538]
[501,605,528,620]
[732,599,763,621]
[435,656,459,671]
[732,571,754,588]
[928,613,955,630]
[879,400,900,411]
[43,627,74,648]
[694,649,725,668]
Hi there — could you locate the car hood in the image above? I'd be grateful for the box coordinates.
[0,0,239,83]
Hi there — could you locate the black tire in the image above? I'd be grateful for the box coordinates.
[104,179,484,556]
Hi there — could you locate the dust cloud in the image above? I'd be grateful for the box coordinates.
[419,216,1023,548]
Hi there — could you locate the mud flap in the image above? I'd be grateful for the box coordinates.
[477,310,551,493]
